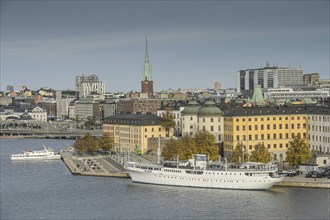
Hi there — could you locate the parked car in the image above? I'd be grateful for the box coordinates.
[281,169,298,177]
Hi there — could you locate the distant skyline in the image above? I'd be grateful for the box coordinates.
[1,1,329,92]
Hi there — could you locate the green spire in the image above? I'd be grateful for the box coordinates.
[142,35,152,81]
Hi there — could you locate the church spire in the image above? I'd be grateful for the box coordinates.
[142,35,152,81]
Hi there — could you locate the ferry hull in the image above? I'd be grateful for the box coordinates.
[127,169,283,190]
[11,155,61,161]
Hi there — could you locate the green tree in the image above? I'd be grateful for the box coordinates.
[162,138,181,160]
[161,131,219,161]
[286,137,312,168]
[98,132,114,152]
[230,142,249,163]
[250,142,271,163]
[160,112,175,137]
[85,116,96,130]
[73,138,86,155]
[194,131,219,161]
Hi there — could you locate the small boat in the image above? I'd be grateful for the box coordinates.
[125,154,284,190]
[10,144,61,161]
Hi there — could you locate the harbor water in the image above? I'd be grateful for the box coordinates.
[1,138,329,220]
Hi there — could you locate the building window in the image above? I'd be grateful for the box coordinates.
[273,124,276,129]
[236,126,239,131]
[261,125,264,130]
[211,118,214,123]
[210,126,214,131]
[255,125,258,130]
[145,128,147,132]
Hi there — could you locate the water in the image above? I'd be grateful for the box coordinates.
[1,138,329,220]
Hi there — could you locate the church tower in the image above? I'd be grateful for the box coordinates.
[141,36,153,98]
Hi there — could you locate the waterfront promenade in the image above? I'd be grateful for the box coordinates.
[61,151,330,189]
[61,151,155,178]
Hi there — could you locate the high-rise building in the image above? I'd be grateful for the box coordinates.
[303,73,320,85]
[75,74,105,98]
[56,90,76,120]
[214,82,222,90]
[237,65,303,92]
[141,36,153,98]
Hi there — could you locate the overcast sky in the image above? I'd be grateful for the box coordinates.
[1,1,329,92]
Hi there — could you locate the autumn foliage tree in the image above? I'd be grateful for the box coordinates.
[162,131,219,161]
[98,132,114,152]
[73,133,97,155]
[250,142,271,163]
[286,137,312,167]
[160,112,176,137]
[229,142,249,163]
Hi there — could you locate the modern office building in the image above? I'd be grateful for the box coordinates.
[237,65,304,92]
[303,73,320,86]
[56,90,76,120]
[75,95,101,121]
[75,74,105,98]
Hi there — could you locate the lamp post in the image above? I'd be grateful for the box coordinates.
[242,146,245,163]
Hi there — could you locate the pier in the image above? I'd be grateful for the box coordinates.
[61,151,155,178]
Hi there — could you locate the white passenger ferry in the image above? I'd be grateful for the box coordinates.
[126,154,283,190]
[11,145,61,161]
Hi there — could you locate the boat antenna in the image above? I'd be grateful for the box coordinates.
[157,137,161,164]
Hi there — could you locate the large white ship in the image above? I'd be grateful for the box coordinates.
[126,154,283,190]
[11,145,61,161]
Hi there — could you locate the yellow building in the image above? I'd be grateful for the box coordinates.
[223,107,308,162]
[103,114,172,154]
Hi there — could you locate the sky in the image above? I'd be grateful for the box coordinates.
[1,1,329,92]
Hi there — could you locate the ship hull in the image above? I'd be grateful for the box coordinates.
[11,155,61,161]
[126,165,283,190]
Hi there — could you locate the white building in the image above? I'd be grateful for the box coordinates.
[75,95,100,121]
[157,102,185,136]
[56,90,76,120]
[264,88,329,100]
[308,108,330,153]
[181,100,224,143]
[181,100,200,136]
[28,107,47,121]
[75,74,105,98]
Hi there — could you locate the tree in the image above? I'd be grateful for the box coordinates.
[286,137,312,168]
[83,132,98,154]
[160,112,175,137]
[73,138,86,155]
[98,132,114,152]
[250,142,271,163]
[162,138,181,160]
[230,142,249,163]
[85,116,96,130]
[194,131,219,161]
[161,131,219,161]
